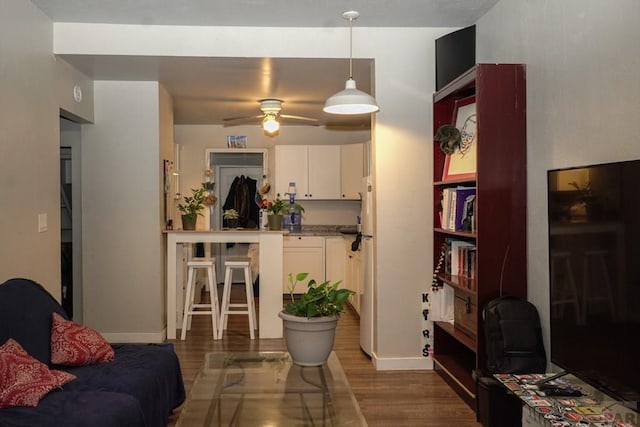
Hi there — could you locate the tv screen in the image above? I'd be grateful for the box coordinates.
[435,25,475,91]
[548,159,640,411]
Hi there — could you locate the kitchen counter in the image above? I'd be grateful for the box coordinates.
[164,229,284,339]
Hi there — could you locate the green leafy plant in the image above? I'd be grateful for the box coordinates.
[261,196,305,215]
[177,187,206,218]
[223,209,239,219]
[283,272,355,318]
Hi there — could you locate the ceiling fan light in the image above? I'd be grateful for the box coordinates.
[262,115,280,133]
[323,78,379,115]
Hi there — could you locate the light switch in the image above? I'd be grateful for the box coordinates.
[38,213,48,232]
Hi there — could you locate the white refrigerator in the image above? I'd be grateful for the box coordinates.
[360,176,374,356]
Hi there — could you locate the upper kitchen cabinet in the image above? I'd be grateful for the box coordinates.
[340,143,364,200]
[275,145,341,200]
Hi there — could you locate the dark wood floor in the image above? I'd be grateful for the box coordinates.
[167,287,480,426]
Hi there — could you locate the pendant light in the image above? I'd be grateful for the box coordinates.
[324,11,379,115]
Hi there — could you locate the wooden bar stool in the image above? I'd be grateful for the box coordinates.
[582,250,616,322]
[550,251,581,324]
[218,256,256,339]
[181,257,219,340]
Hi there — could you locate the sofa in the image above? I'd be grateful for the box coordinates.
[0,278,185,427]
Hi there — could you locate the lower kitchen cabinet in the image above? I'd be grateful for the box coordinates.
[283,236,325,293]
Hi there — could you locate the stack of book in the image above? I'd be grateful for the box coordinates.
[443,238,477,290]
[439,186,476,232]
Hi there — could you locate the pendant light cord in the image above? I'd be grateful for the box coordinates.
[348,16,353,80]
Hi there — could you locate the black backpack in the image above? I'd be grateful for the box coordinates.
[483,295,546,374]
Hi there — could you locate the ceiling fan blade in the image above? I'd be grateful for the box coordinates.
[223,114,264,122]
[280,114,318,122]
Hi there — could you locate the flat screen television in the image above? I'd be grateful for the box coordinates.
[547,159,640,411]
[435,25,475,91]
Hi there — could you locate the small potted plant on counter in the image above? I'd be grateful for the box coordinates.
[260,197,304,230]
[177,187,206,230]
[223,208,240,229]
[278,272,354,366]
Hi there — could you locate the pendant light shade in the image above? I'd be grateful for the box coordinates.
[324,78,379,114]
[324,11,379,115]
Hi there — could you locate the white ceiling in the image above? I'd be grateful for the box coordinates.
[33,0,495,128]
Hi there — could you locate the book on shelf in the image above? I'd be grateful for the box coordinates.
[442,239,477,290]
[439,186,476,232]
[455,188,476,232]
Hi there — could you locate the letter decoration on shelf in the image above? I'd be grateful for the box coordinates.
[421,291,433,358]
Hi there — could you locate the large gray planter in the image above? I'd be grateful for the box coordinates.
[278,311,338,366]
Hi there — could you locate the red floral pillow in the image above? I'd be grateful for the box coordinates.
[0,338,76,408]
[50,312,115,366]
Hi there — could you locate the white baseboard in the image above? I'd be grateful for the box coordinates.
[372,354,434,370]
[101,328,167,344]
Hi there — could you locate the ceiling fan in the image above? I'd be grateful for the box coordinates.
[223,99,318,134]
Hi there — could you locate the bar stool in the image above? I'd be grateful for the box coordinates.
[218,256,256,339]
[181,257,219,340]
[550,251,581,324]
[582,250,616,322]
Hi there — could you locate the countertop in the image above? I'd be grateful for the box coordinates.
[163,225,359,237]
[286,225,358,236]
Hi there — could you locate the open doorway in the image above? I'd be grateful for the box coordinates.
[60,117,83,322]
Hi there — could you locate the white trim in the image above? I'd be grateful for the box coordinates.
[373,353,434,371]
[101,329,166,344]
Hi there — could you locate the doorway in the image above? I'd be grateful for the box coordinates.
[60,117,83,322]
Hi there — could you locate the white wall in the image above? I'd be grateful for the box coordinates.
[81,81,165,340]
[54,23,452,367]
[476,0,640,360]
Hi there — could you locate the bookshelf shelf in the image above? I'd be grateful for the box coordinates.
[434,228,476,239]
[437,273,477,295]
[431,64,528,408]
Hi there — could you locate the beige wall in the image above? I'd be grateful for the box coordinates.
[173,124,366,228]
[0,1,59,296]
[53,23,451,367]
[158,84,175,326]
[81,81,164,340]
[477,0,640,361]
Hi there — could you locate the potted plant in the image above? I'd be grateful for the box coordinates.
[223,208,239,229]
[278,272,354,366]
[260,197,305,230]
[569,181,603,220]
[177,187,206,230]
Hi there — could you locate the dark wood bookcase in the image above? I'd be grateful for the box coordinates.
[432,64,528,407]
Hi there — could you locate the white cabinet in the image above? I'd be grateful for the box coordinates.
[275,145,341,200]
[340,143,364,199]
[345,237,363,314]
[275,145,308,199]
[283,236,325,293]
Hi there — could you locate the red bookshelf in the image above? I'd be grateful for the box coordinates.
[431,64,528,407]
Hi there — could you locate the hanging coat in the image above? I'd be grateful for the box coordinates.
[222,175,259,228]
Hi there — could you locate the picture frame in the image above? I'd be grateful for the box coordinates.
[226,135,247,148]
[442,95,477,181]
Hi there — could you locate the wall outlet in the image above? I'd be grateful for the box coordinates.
[38,213,48,232]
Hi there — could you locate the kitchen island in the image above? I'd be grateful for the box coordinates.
[165,229,284,339]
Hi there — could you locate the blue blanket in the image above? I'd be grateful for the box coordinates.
[0,278,185,427]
